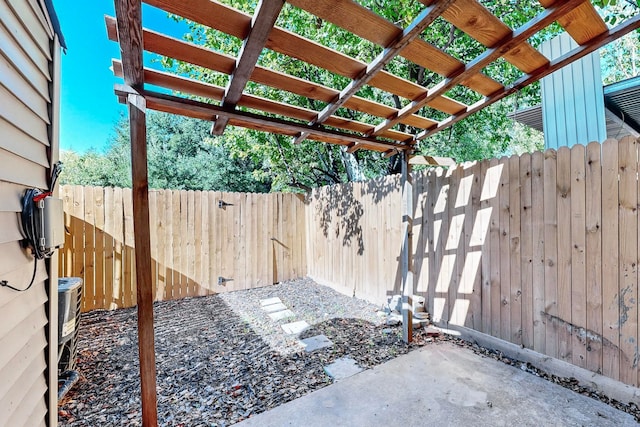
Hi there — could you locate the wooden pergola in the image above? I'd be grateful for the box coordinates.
[107,0,640,424]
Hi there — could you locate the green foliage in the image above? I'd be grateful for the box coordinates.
[60,112,271,192]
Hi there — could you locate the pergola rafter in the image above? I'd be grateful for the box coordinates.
[417,13,640,140]
[372,0,589,137]
[210,0,284,136]
[107,1,640,425]
[291,0,457,146]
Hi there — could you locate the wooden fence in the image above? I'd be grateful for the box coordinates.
[305,174,403,303]
[60,136,640,388]
[307,136,640,388]
[58,187,306,312]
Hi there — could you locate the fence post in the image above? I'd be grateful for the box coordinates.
[401,152,414,343]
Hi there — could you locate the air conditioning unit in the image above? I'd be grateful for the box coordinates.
[58,277,82,374]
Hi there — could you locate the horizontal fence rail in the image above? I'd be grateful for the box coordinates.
[59,187,306,312]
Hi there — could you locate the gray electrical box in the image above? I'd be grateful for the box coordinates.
[43,196,64,250]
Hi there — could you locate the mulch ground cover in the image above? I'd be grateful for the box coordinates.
[58,278,435,426]
[58,278,640,426]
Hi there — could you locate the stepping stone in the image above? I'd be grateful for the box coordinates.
[268,309,295,321]
[281,320,309,335]
[260,297,282,306]
[300,334,333,352]
[323,356,363,381]
[262,302,288,313]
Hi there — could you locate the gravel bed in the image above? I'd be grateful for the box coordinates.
[58,278,433,426]
[58,277,640,425]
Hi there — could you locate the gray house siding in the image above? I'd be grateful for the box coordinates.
[0,0,62,425]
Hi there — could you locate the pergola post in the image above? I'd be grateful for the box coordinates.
[401,151,414,343]
[128,93,159,427]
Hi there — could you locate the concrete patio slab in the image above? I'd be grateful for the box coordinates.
[237,342,636,427]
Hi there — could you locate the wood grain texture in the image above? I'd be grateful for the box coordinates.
[440,0,548,73]
[107,18,437,131]
[519,154,533,349]
[127,93,159,426]
[617,136,638,386]
[570,144,587,369]
[584,141,603,374]
[290,0,502,96]
[292,0,452,144]
[488,158,502,338]
[59,138,640,389]
[499,156,511,341]
[114,0,144,88]
[556,147,572,363]
[382,0,584,137]
[508,155,522,346]
[531,151,546,354]
[539,0,608,45]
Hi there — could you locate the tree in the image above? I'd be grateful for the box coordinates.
[60,111,271,192]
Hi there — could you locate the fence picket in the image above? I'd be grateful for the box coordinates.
[618,136,638,386]
[601,139,620,380]
[543,149,559,359]
[531,151,545,354]
[112,187,124,309]
[570,144,587,368]
[499,156,511,341]
[93,186,105,310]
[556,147,572,362]
[72,186,86,310]
[488,158,501,338]
[520,153,533,350]
[585,141,603,373]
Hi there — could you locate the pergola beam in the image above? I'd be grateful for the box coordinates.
[417,13,640,140]
[114,84,408,152]
[211,0,284,136]
[372,0,587,137]
[114,0,144,88]
[112,60,413,142]
[293,0,455,145]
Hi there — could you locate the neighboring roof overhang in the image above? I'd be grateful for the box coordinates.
[604,75,640,135]
[509,75,640,139]
[108,0,640,155]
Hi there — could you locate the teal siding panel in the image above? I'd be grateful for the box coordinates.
[541,33,606,149]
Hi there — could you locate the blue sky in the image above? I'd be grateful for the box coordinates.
[56,2,188,153]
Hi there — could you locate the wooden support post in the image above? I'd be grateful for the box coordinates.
[128,93,158,427]
[401,151,414,343]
